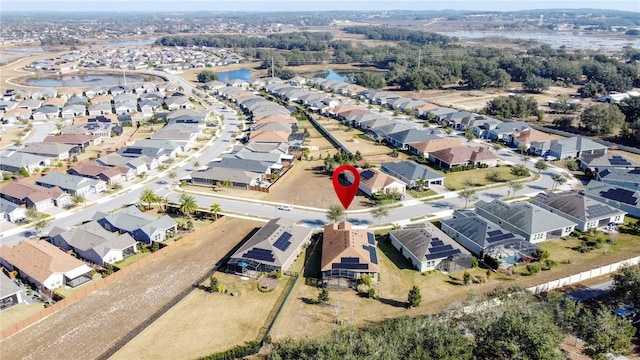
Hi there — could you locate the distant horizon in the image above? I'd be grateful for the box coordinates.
[1,0,639,13]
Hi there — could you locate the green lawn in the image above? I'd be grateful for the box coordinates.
[444,166,521,190]
[115,252,152,268]
[406,189,437,198]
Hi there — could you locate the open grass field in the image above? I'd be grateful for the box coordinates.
[111,272,285,360]
[444,165,520,190]
[0,128,28,150]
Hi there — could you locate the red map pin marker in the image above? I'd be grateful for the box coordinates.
[332,164,360,210]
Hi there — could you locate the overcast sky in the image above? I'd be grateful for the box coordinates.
[1,0,639,12]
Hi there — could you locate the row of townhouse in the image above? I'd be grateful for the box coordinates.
[2,86,194,123]
[191,85,299,190]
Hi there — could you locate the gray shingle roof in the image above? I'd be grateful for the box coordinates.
[475,199,577,235]
[51,221,136,256]
[381,161,443,182]
[93,206,177,238]
[231,217,312,267]
[390,222,468,262]
[37,172,102,191]
[532,191,625,221]
[442,215,525,251]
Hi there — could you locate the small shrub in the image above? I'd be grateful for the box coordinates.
[368,288,376,299]
[527,264,541,275]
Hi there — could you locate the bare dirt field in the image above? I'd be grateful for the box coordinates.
[112,271,284,360]
[0,218,261,360]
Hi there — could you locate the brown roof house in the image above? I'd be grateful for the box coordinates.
[407,137,464,157]
[321,221,379,288]
[0,181,70,211]
[68,162,134,185]
[429,146,498,170]
[344,167,406,197]
[0,240,93,295]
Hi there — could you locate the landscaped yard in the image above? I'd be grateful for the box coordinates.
[406,189,438,198]
[114,252,152,268]
[444,165,521,190]
[54,273,103,299]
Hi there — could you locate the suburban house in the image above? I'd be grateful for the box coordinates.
[509,129,556,149]
[579,153,639,172]
[385,129,442,150]
[389,222,472,273]
[42,134,100,152]
[164,96,193,111]
[596,168,640,191]
[0,181,70,211]
[529,136,608,159]
[96,152,158,175]
[321,221,379,287]
[0,273,23,311]
[344,167,406,197]
[583,180,640,218]
[191,168,263,189]
[49,221,137,266]
[32,105,60,120]
[380,161,444,188]
[441,211,539,268]
[61,104,87,119]
[0,240,93,294]
[429,146,498,170]
[93,205,177,243]
[88,102,113,116]
[17,142,78,161]
[487,121,530,142]
[118,139,184,163]
[475,200,577,243]
[227,218,313,277]
[68,162,134,185]
[532,191,626,232]
[443,111,475,130]
[37,172,107,196]
[0,198,27,223]
[0,151,52,174]
[406,137,464,158]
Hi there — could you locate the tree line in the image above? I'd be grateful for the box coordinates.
[156,31,333,51]
[267,286,638,360]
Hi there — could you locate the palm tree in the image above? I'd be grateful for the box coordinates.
[414,178,428,192]
[551,174,567,190]
[71,194,86,208]
[140,189,158,210]
[158,196,169,212]
[179,194,198,217]
[210,203,221,221]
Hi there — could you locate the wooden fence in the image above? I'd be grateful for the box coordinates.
[0,217,227,340]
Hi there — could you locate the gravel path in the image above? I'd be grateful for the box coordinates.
[0,219,259,360]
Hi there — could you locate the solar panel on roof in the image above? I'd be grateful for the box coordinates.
[430,239,444,247]
[609,156,631,166]
[362,245,378,264]
[367,233,376,245]
[586,204,617,218]
[361,170,375,180]
[341,257,360,263]
[332,262,369,270]
[487,233,515,243]
[426,248,461,260]
[601,188,638,205]
[429,244,454,253]
[243,248,275,263]
[487,230,502,236]
[273,232,292,252]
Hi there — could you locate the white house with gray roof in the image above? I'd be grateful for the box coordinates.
[389,222,471,273]
[380,161,444,188]
[0,198,27,223]
[596,168,640,191]
[579,153,639,172]
[49,221,137,266]
[93,206,177,243]
[0,272,23,311]
[530,136,608,159]
[0,151,52,174]
[487,121,530,142]
[17,142,77,161]
[583,180,640,218]
[475,200,576,243]
[118,139,184,163]
[227,217,313,277]
[532,191,626,232]
[36,172,106,196]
